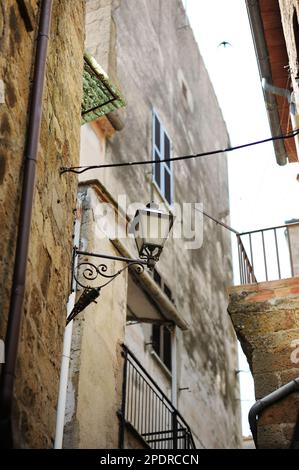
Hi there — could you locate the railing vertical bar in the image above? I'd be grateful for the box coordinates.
[129,363,132,425]
[160,397,163,449]
[144,380,147,437]
[166,407,169,448]
[140,375,144,435]
[152,388,155,448]
[247,252,250,283]
[143,379,146,437]
[241,247,245,284]
[164,399,167,449]
[139,369,142,432]
[274,228,281,279]
[237,235,243,285]
[159,397,163,450]
[245,254,249,284]
[142,375,145,435]
[118,347,128,449]
[246,254,249,283]
[162,397,167,449]
[154,394,157,449]
[242,246,246,284]
[244,239,249,284]
[127,361,131,423]
[168,408,171,449]
[136,371,139,433]
[136,368,139,432]
[145,385,151,438]
[149,384,154,446]
[286,226,295,277]
[239,240,243,284]
[137,369,141,433]
[261,230,268,281]
[150,382,155,444]
[157,397,161,449]
[131,366,135,425]
[241,249,245,284]
[140,375,143,435]
[141,377,145,433]
[144,381,148,437]
[249,233,254,276]
[172,410,178,449]
[134,366,138,430]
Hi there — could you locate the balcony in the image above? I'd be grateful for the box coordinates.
[236,221,299,284]
[119,345,196,449]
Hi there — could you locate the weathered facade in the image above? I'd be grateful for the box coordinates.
[229,278,299,448]
[230,0,299,449]
[0,0,242,450]
[63,0,241,449]
[0,1,85,448]
[279,0,299,111]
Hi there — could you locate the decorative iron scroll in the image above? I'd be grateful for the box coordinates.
[67,249,145,325]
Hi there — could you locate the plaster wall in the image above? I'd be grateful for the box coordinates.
[70,0,241,449]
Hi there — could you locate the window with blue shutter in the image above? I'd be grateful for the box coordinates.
[152,112,173,205]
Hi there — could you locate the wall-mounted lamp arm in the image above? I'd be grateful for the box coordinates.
[75,249,148,266]
[67,248,147,325]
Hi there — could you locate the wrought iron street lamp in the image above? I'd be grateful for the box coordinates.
[132,202,174,269]
[67,202,174,325]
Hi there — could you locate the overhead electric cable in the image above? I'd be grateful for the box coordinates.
[60,128,299,175]
[195,207,239,234]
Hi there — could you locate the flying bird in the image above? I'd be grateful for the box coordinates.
[218,41,232,48]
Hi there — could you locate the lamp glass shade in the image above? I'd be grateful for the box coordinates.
[132,204,174,260]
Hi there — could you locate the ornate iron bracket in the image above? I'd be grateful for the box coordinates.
[66,248,147,325]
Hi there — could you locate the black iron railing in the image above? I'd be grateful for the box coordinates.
[237,235,257,284]
[119,345,196,449]
[236,222,298,284]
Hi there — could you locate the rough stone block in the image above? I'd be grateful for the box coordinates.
[0,0,85,448]
[257,424,289,449]
[228,276,299,448]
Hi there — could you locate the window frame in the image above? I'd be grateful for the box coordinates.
[152,110,174,206]
[152,323,172,373]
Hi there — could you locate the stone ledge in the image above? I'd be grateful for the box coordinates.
[228,276,299,296]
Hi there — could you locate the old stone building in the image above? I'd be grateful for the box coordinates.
[0,0,242,449]
[227,0,299,449]
[59,0,242,449]
[0,0,85,448]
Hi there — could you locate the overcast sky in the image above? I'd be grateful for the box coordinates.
[186,0,299,230]
[185,0,299,438]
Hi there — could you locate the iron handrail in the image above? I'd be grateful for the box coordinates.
[236,222,298,284]
[239,221,299,236]
[120,344,196,449]
[237,235,257,284]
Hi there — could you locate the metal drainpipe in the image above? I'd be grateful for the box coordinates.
[54,201,82,449]
[0,0,53,448]
[249,377,299,448]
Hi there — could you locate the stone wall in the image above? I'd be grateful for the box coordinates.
[0,1,85,447]
[71,0,242,449]
[228,277,299,448]
[279,0,299,108]
[288,223,299,276]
